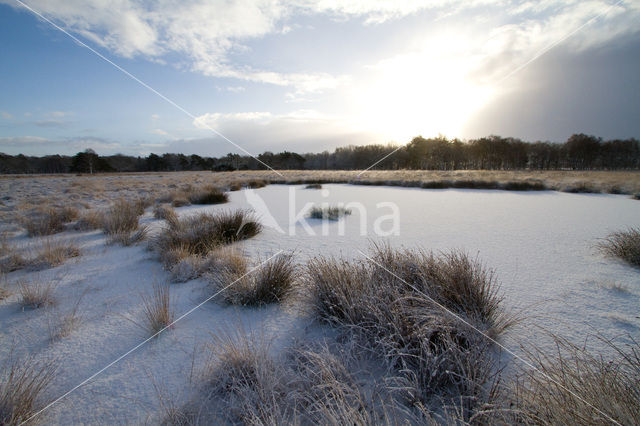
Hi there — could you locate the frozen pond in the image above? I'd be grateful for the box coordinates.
[190,184,640,353]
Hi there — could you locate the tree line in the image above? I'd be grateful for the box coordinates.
[1,134,638,174]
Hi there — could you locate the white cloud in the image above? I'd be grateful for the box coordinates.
[0,111,13,119]
[0,135,120,155]
[8,0,638,99]
[46,110,72,118]
[150,128,170,136]
[191,109,379,153]
[0,136,50,145]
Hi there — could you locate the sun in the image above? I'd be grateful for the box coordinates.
[350,39,494,142]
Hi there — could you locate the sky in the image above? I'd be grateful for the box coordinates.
[0,0,639,157]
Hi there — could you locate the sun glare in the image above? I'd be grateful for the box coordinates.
[352,37,494,142]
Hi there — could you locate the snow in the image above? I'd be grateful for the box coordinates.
[1,183,639,423]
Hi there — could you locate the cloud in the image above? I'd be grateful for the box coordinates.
[190,109,380,155]
[0,111,13,119]
[0,135,120,155]
[8,0,638,100]
[46,110,72,118]
[33,119,68,128]
[150,128,170,136]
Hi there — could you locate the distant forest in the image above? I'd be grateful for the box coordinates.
[1,133,639,174]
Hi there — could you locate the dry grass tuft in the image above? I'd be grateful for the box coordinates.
[106,226,148,246]
[168,247,247,283]
[151,210,261,261]
[18,279,56,309]
[171,197,190,207]
[23,206,79,237]
[153,205,178,223]
[308,205,352,220]
[246,179,267,189]
[228,182,243,191]
[140,283,175,336]
[516,336,640,425]
[47,293,85,341]
[0,252,27,273]
[0,356,56,425]
[303,244,514,411]
[562,181,600,193]
[168,333,448,425]
[214,254,297,306]
[598,227,640,267]
[0,274,10,301]
[28,239,81,270]
[103,199,143,236]
[73,210,104,231]
[188,186,228,205]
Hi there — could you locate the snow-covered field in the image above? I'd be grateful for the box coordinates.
[1,183,639,423]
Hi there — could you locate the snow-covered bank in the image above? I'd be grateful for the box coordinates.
[1,183,639,423]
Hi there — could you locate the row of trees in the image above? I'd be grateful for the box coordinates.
[1,134,638,174]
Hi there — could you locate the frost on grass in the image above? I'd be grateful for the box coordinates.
[28,239,81,270]
[139,283,174,337]
[598,227,640,267]
[0,274,10,301]
[212,253,297,306]
[47,292,85,341]
[73,210,104,231]
[103,199,147,246]
[18,280,56,309]
[22,206,79,237]
[302,244,515,418]
[308,205,351,221]
[516,335,640,425]
[165,333,397,425]
[1,239,80,273]
[151,210,261,281]
[156,185,228,207]
[0,356,56,425]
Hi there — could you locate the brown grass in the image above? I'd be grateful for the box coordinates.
[74,210,104,231]
[188,185,228,205]
[151,210,261,261]
[516,336,640,425]
[0,356,56,425]
[308,205,351,220]
[106,226,148,246]
[153,204,178,224]
[102,199,143,236]
[598,227,640,267]
[22,206,79,237]
[139,283,175,336]
[214,254,297,306]
[47,292,85,341]
[0,252,27,273]
[0,274,9,301]
[18,279,56,309]
[303,244,514,412]
[166,330,502,425]
[28,239,81,270]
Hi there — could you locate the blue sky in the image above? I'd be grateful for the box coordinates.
[1,0,639,157]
